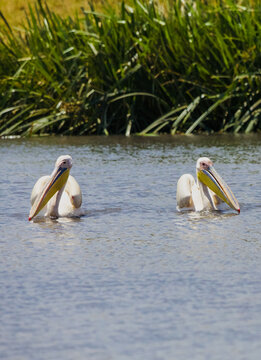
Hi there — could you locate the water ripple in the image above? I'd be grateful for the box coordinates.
[1,135,261,360]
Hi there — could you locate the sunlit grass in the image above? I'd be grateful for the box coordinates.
[0,0,122,26]
[0,0,260,136]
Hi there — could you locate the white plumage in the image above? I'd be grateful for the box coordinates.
[176,157,240,213]
[29,155,83,220]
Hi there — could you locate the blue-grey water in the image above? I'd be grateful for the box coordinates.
[1,134,261,360]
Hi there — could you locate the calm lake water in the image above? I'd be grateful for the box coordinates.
[1,134,261,360]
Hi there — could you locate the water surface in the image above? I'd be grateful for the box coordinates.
[1,135,261,360]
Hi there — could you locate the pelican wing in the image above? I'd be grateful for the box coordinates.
[65,175,82,208]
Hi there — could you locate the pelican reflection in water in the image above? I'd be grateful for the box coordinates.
[29,155,83,221]
[176,157,240,213]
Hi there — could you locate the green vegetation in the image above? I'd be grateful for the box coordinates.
[0,0,260,136]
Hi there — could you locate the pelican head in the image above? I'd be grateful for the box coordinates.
[29,155,73,221]
[196,157,240,213]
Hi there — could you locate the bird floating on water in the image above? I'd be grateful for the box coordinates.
[176,157,240,213]
[29,155,83,221]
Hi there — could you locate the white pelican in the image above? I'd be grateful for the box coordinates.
[176,157,240,213]
[29,155,83,221]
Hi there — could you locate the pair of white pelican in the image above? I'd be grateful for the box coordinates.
[28,155,240,221]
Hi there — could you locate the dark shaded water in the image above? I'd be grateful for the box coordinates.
[1,134,261,360]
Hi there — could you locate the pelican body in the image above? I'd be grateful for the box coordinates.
[176,157,240,213]
[29,155,83,221]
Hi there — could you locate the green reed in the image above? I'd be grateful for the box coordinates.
[0,0,260,136]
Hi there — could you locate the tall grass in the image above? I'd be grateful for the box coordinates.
[0,0,260,136]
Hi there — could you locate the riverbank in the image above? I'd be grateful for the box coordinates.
[0,0,260,136]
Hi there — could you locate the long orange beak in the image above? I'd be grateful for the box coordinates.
[197,165,240,213]
[29,167,70,221]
